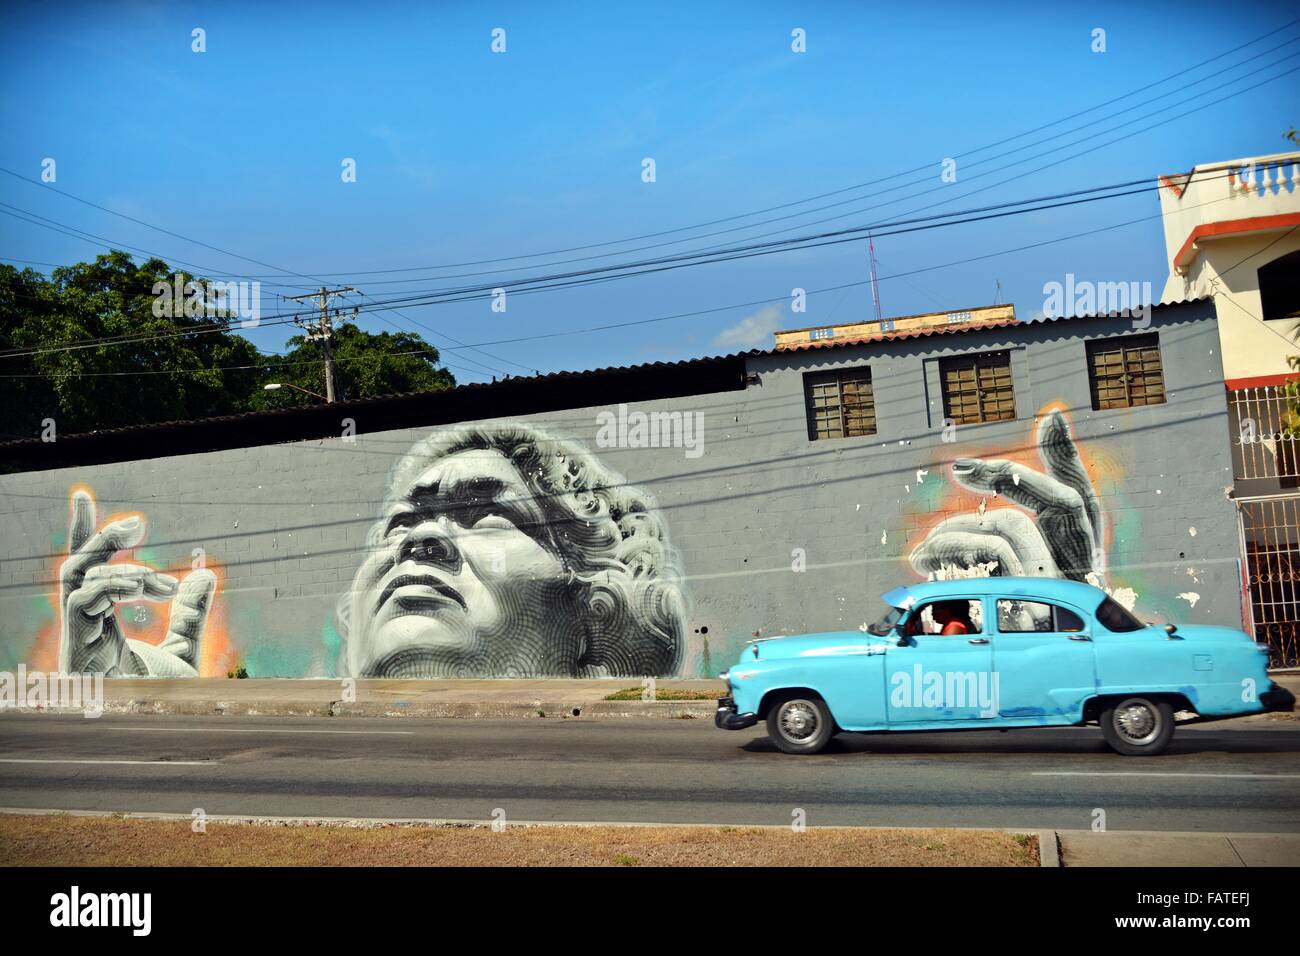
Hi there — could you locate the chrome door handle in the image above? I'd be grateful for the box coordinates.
[967,638,990,645]
[1067,635,1092,642]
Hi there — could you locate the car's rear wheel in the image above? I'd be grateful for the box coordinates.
[1100,697,1175,756]
[767,694,834,755]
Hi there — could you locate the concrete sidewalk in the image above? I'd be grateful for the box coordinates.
[9,673,1299,721]
[1056,830,1299,866]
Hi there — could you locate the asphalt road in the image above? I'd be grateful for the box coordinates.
[1,714,1298,832]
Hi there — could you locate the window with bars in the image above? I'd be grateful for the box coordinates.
[938,351,1016,425]
[804,367,876,441]
[1229,384,1300,483]
[1086,334,1166,410]
[1240,495,1300,667]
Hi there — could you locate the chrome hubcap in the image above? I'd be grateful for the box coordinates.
[779,701,818,741]
[1114,699,1159,745]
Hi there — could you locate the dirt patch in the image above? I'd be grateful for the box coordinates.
[1,814,1038,867]
[602,688,718,701]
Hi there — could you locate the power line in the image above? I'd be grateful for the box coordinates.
[0,204,519,382]
[362,39,1300,288]
[1199,226,1300,353]
[282,286,358,402]
[364,191,1243,352]
[0,177,1249,376]
[676,56,1300,259]
[12,38,1281,350]
[0,174,1177,361]
[0,217,512,379]
[0,346,497,380]
[0,170,1243,361]
[2,53,1291,370]
[0,205,307,294]
[269,171,1244,317]
[0,398,1237,580]
[17,14,1292,285]
[347,289,533,376]
[4,18,1296,292]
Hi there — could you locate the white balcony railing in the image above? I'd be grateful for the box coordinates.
[1222,151,1300,199]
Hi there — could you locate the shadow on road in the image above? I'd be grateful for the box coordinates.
[737,727,1300,757]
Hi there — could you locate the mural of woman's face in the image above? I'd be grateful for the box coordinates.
[348,448,573,677]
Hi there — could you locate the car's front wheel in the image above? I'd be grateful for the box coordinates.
[767,694,834,755]
[1100,697,1175,756]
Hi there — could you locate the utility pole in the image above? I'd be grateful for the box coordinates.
[284,286,355,403]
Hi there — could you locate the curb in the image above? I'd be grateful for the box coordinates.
[1040,830,1062,867]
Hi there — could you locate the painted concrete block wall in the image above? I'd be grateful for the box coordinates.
[0,300,1240,678]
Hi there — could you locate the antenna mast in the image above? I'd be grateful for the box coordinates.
[868,233,882,322]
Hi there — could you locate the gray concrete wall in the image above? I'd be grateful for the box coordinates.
[0,300,1240,678]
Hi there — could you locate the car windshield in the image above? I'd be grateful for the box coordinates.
[867,605,904,636]
[1095,596,1146,632]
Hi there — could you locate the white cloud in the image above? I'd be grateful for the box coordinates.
[713,304,784,349]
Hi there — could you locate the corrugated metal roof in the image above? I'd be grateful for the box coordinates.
[0,351,745,449]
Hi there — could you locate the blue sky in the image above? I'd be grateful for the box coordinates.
[1,0,1297,384]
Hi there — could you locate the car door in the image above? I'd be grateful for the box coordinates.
[990,597,1098,723]
[885,597,997,723]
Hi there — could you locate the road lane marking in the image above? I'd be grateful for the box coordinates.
[105,727,416,735]
[0,758,216,766]
[1032,771,1300,779]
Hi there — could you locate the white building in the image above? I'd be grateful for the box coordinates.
[1158,150,1300,385]
[1160,150,1300,667]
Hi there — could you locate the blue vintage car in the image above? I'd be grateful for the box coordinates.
[715,577,1295,755]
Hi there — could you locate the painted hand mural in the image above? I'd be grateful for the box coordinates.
[58,489,216,677]
[336,423,688,678]
[910,409,1108,585]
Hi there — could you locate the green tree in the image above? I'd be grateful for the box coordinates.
[0,251,267,436]
[0,251,457,434]
[253,321,455,409]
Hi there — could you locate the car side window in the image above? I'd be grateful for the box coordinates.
[1095,596,1145,632]
[997,600,1085,633]
[907,599,983,636]
[1055,607,1085,632]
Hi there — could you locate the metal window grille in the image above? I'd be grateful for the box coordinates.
[1086,334,1166,410]
[1229,384,1300,481]
[939,351,1015,425]
[804,367,876,441]
[1239,495,1300,667]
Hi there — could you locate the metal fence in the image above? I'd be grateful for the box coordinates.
[1239,495,1300,667]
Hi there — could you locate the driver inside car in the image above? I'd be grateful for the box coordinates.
[931,601,972,636]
